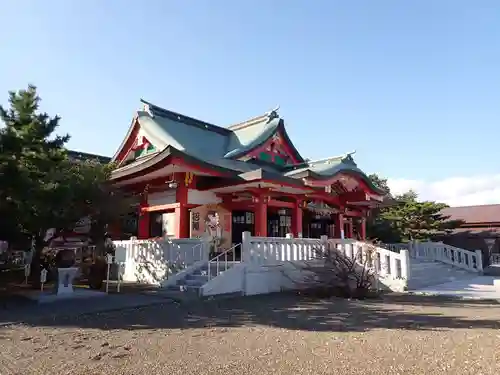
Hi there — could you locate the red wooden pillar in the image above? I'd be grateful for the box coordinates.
[360,217,367,240]
[137,199,150,239]
[349,217,354,238]
[254,196,268,237]
[343,218,349,238]
[175,173,190,238]
[292,200,303,237]
[334,212,344,238]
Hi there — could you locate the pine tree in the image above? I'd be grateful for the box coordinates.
[0,85,133,287]
[0,85,70,245]
[366,174,463,242]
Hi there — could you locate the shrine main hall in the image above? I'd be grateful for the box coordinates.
[96,100,386,246]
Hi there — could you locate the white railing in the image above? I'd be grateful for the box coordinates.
[327,239,410,281]
[241,232,322,265]
[113,238,209,284]
[208,243,240,281]
[409,241,483,272]
[237,233,409,294]
[381,243,409,253]
[490,253,500,265]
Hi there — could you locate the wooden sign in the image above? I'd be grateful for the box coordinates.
[190,204,232,249]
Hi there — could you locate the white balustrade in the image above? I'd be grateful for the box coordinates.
[409,241,483,272]
[240,233,409,283]
[382,243,409,253]
[113,238,209,284]
[327,238,410,281]
[241,232,323,265]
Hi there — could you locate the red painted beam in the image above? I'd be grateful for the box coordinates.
[142,203,179,212]
[268,199,295,208]
[305,174,384,197]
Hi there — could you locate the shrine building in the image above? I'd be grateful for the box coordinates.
[109,100,386,247]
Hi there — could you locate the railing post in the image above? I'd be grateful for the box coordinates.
[320,235,328,262]
[475,249,483,272]
[285,233,296,261]
[414,240,420,258]
[320,235,328,247]
[242,231,251,263]
[202,240,209,262]
[400,249,411,283]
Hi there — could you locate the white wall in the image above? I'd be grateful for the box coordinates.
[148,190,176,206]
[114,238,209,285]
[243,261,321,295]
[187,189,221,205]
[162,212,176,237]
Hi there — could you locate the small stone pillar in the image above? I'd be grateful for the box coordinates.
[54,267,79,296]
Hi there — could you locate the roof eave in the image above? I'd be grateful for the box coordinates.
[294,168,387,196]
[110,146,240,181]
[238,169,310,188]
[111,114,140,163]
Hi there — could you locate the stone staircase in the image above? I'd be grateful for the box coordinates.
[165,261,240,296]
[407,258,481,290]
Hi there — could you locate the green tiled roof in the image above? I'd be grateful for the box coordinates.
[139,100,303,163]
[111,100,384,196]
[224,117,281,158]
[284,153,384,194]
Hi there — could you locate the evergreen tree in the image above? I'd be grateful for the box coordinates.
[366,174,463,242]
[0,85,69,247]
[0,86,133,287]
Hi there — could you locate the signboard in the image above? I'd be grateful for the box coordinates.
[190,204,232,249]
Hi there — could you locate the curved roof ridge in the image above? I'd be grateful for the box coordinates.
[227,114,269,130]
[295,151,357,168]
[227,106,281,131]
[140,99,231,135]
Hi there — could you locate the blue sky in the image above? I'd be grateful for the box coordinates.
[1,1,499,205]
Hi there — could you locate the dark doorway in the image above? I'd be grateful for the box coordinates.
[232,211,254,259]
[149,212,164,238]
[304,215,334,239]
[268,213,292,237]
[119,211,138,239]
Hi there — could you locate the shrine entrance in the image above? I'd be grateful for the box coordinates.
[231,211,254,258]
[268,210,292,238]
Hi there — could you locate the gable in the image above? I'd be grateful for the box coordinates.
[120,127,158,165]
[239,129,302,166]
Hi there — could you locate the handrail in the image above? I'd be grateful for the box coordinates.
[207,243,240,281]
[168,241,206,273]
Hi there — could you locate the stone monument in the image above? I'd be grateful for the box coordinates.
[54,267,79,296]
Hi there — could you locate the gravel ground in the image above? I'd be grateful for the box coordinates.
[1,293,500,375]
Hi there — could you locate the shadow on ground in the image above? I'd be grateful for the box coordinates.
[2,292,500,333]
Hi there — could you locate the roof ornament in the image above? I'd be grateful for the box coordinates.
[342,150,357,165]
[264,105,280,123]
[143,102,155,118]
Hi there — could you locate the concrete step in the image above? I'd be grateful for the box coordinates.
[196,262,239,276]
[184,274,209,283]
[407,260,479,290]
[165,284,201,294]
[176,278,207,287]
[162,260,241,295]
[484,265,500,276]
[410,267,473,277]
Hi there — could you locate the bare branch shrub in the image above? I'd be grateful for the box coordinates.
[283,241,379,299]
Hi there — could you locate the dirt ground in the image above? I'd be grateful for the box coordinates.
[1,293,500,375]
